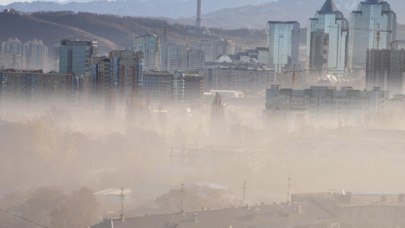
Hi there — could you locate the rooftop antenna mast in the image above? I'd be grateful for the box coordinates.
[242,180,248,206]
[287,173,291,205]
[180,183,184,212]
[120,188,125,221]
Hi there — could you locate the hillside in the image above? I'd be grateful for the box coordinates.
[1,0,405,29]
[177,0,405,29]
[0,0,275,19]
[0,10,267,53]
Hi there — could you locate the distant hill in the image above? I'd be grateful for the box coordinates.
[0,10,267,53]
[1,0,405,29]
[0,0,275,19]
[176,0,405,29]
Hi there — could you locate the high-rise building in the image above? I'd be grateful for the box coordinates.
[90,50,144,104]
[348,0,396,70]
[2,38,23,68]
[266,21,300,74]
[59,39,98,76]
[133,33,160,71]
[160,43,189,72]
[0,69,80,105]
[1,38,23,55]
[0,52,21,69]
[307,0,349,78]
[366,49,405,96]
[187,49,205,70]
[23,39,48,71]
[200,38,236,62]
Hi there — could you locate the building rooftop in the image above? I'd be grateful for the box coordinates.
[319,0,339,14]
[90,203,331,228]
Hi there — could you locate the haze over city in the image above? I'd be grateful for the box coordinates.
[1,0,405,228]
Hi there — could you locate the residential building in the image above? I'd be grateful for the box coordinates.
[22,39,48,71]
[0,69,80,105]
[293,192,405,228]
[187,49,205,70]
[200,37,236,62]
[348,0,396,71]
[1,38,23,56]
[160,44,204,72]
[90,202,338,228]
[59,39,98,76]
[1,38,23,68]
[266,21,300,74]
[366,49,405,97]
[143,72,174,104]
[90,50,144,105]
[160,43,188,72]
[307,0,349,78]
[133,33,160,71]
[142,71,204,107]
[0,52,21,69]
[264,85,389,126]
[203,66,275,92]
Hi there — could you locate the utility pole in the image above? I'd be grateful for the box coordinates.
[242,181,247,206]
[180,183,184,212]
[287,173,291,205]
[120,188,125,221]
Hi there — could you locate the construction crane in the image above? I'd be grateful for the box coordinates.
[328,24,392,50]
[283,66,333,89]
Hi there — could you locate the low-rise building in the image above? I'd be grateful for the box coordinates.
[0,69,80,104]
[264,85,389,127]
[90,202,338,228]
[203,66,275,92]
[293,192,405,228]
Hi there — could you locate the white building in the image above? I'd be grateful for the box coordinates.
[348,0,396,71]
[200,37,236,62]
[203,66,275,92]
[264,85,389,127]
[307,0,349,78]
[266,21,300,74]
[134,33,160,71]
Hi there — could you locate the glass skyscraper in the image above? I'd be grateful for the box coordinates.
[348,0,396,71]
[133,33,160,72]
[59,39,98,76]
[266,21,300,74]
[307,0,349,78]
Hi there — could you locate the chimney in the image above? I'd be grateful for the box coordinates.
[194,213,199,223]
[399,194,405,202]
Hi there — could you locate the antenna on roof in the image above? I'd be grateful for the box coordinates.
[120,188,125,221]
[180,183,184,213]
[287,173,291,205]
[242,180,248,206]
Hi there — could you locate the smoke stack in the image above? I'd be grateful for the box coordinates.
[196,0,203,29]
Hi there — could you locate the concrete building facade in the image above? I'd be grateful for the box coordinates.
[59,39,98,76]
[307,0,349,78]
[133,33,160,72]
[366,49,405,97]
[266,21,300,74]
[348,0,396,70]
[200,38,236,62]
[23,39,48,71]
[264,85,389,126]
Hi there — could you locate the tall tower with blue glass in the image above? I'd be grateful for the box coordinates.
[307,0,349,78]
[59,39,98,77]
[266,21,300,75]
[348,0,396,71]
